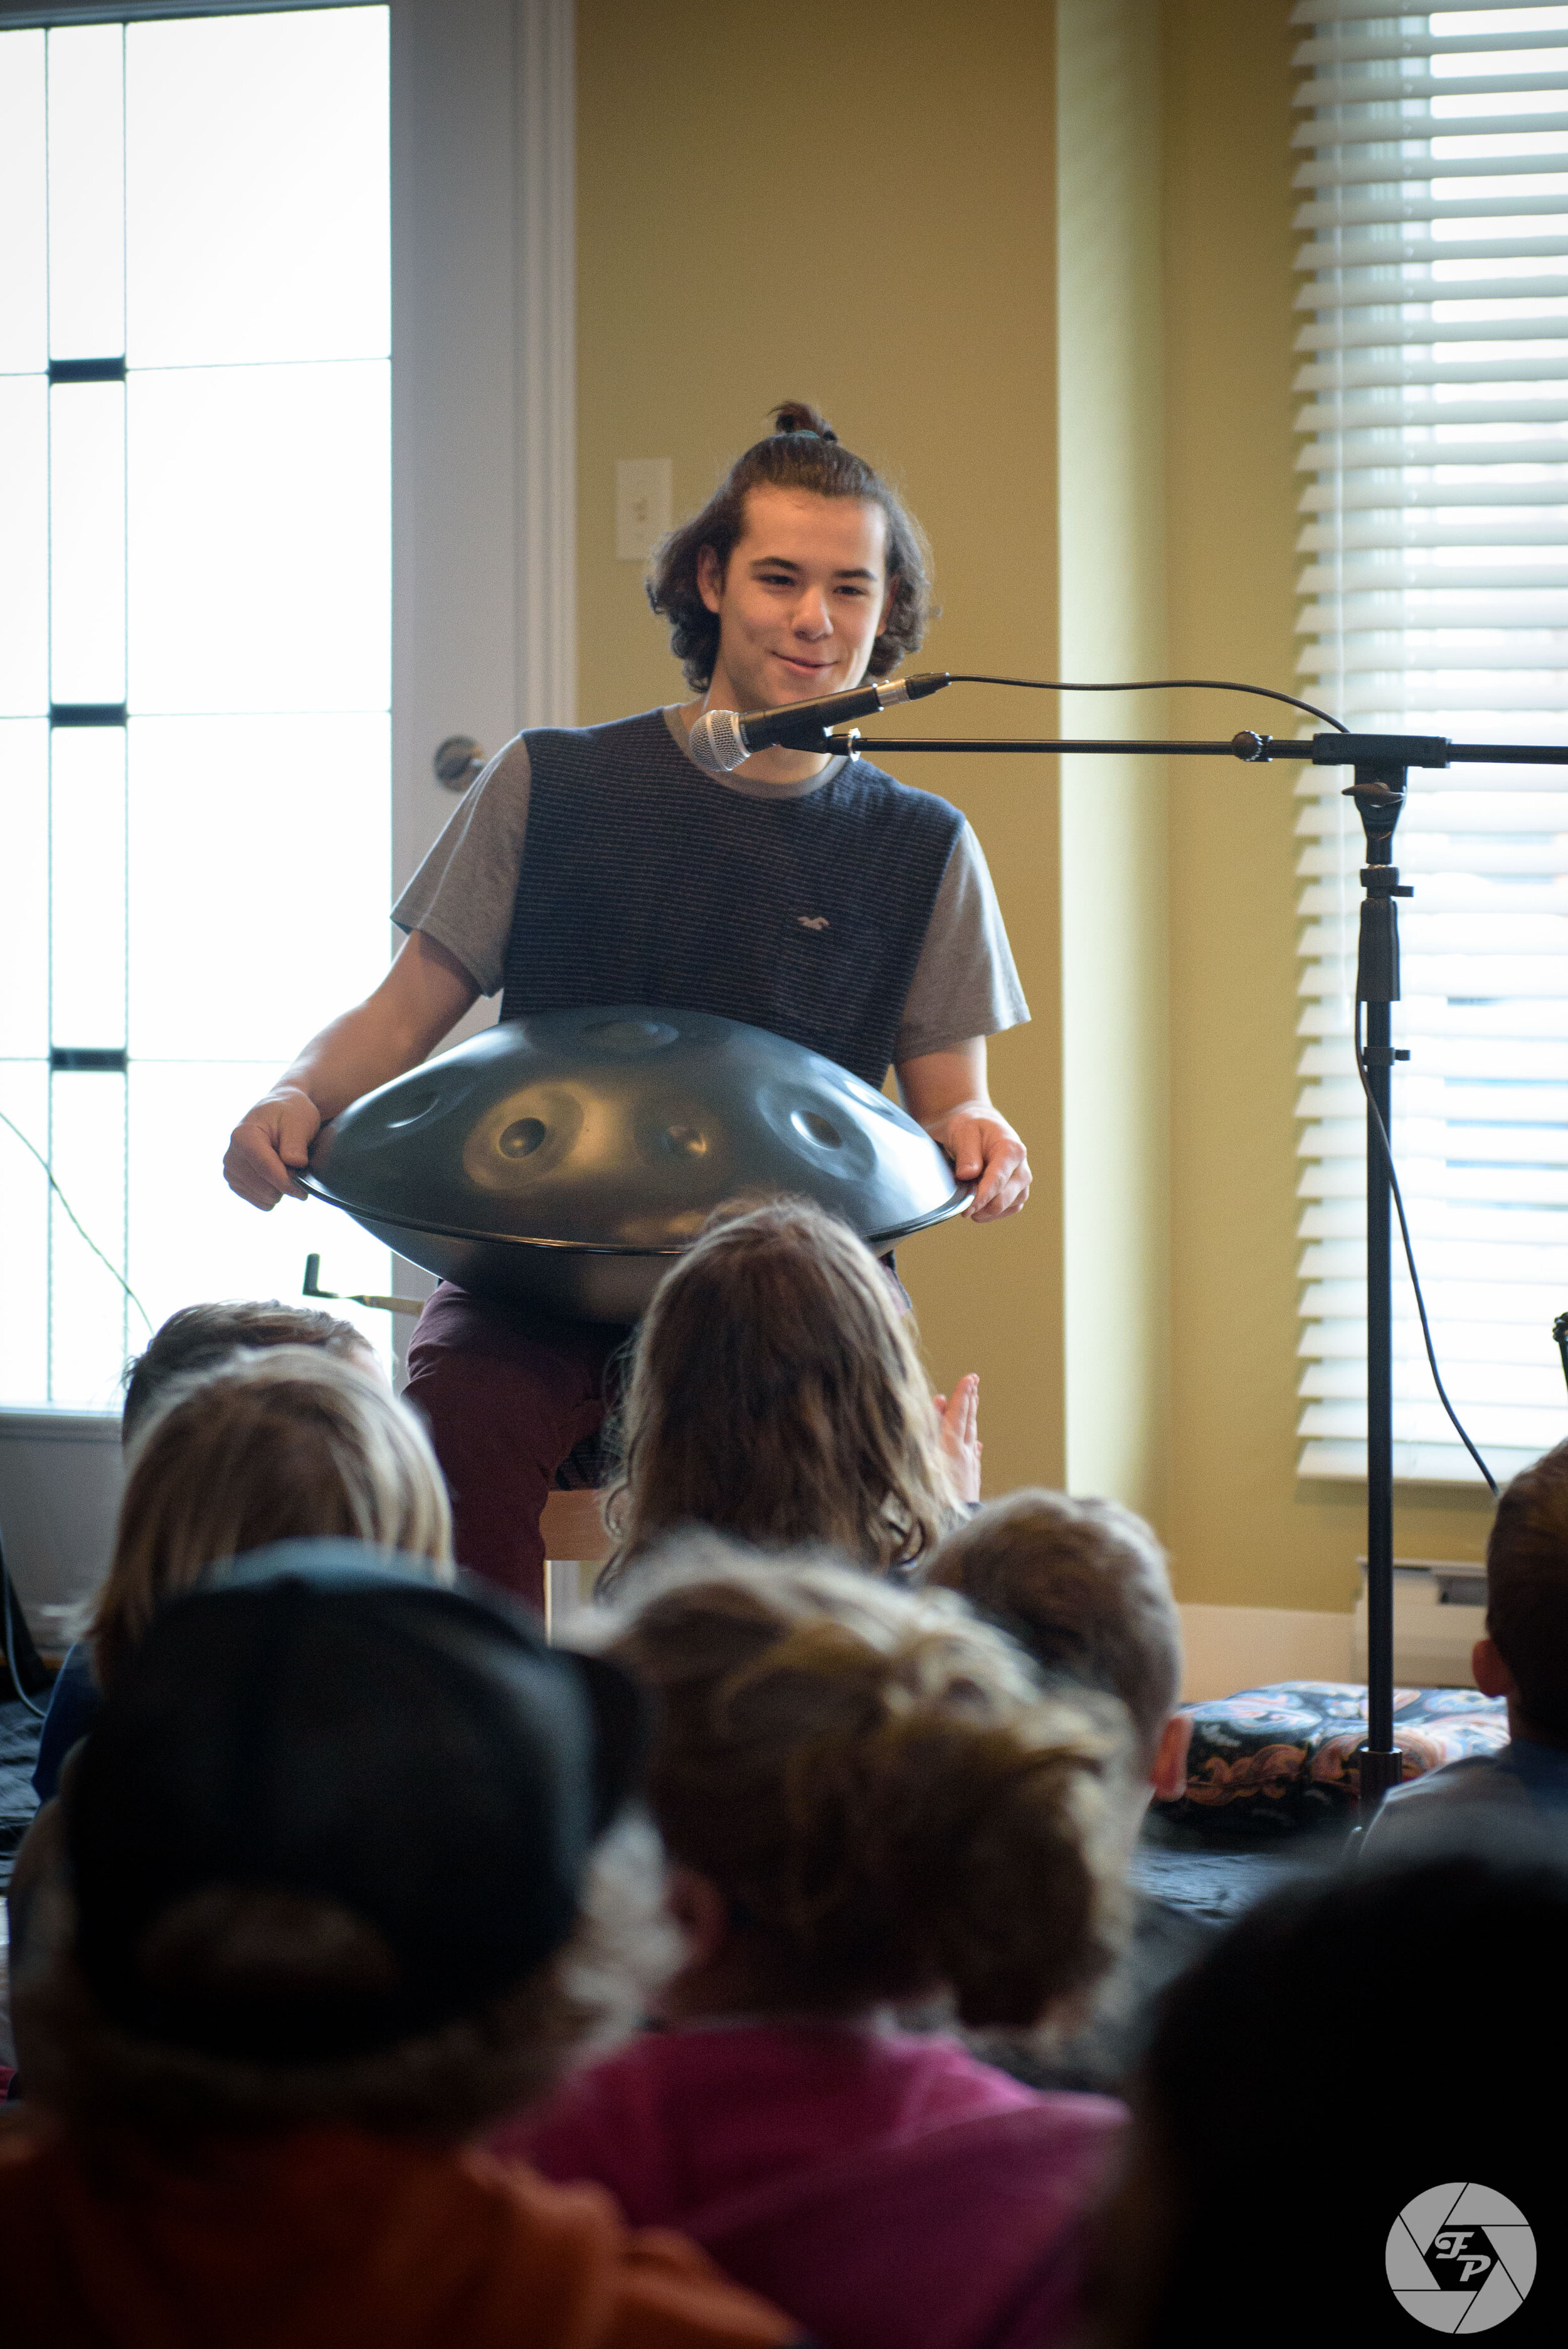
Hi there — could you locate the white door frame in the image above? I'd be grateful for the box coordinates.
[390,0,575,900]
[387,0,575,1350]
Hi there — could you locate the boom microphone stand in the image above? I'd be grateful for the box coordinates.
[773,708,1568,1818]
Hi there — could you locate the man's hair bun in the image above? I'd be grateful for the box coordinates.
[770,400,838,443]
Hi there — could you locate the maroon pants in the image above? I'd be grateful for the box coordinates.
[403,1281,633,1613]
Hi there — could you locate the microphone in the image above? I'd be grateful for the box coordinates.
[687,672,950,775]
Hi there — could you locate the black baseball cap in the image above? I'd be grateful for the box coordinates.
[64,1540,645,2062]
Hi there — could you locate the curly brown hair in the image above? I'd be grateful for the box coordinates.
[647,401,934,691]
[927,1490,1182,1773]
[596,1547,1128,2027]
[599,1200,960,1585]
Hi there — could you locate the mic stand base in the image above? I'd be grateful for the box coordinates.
[1357,1744,1406,1820]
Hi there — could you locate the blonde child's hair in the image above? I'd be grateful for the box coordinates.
[601,1200,960,1584]
[90,1348,453,1690]
[595,1540,1128,2027]
[926,1490,1182,1774]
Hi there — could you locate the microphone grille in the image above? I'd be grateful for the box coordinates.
[687,707,748,775]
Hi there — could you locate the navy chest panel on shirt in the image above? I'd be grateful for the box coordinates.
[499,713,963,1088]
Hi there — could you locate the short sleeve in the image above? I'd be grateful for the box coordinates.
[893,822,1029,1063]
[391,734,532,997]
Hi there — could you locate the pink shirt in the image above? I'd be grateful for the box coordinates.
[492,2024,1125,2349]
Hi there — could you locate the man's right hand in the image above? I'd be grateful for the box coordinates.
[221,932,482,1212]
[224,1086,322,1209]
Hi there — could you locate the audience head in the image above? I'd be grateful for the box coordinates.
[92,1348,452,1690]
[593,1540,1126,2028]
[1474,1438,1568,1744]
[927,1490,1189,1800]
[603,1200,960,1583]
[122,1298,378,1450]
[17,1547,643,2139]
[1090,1843,1568,2345]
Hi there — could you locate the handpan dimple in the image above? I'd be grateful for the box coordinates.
[498,1117,548,1159]
[302,1004,968,1321]
[659,1123,708,1159]
[582,1015,679,1052]
[384,1090,440,1130]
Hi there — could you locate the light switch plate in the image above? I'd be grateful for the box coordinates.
[615,457,672,561]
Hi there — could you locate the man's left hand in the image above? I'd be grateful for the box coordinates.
[896,1041,1032,1224]
[926,1104,1032,1222]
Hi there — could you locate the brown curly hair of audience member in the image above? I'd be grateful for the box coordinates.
[646,401,933,691]
[596,1544,1128,2028]
[1485,1435,1568,1741]
[926,1490,1182,1775]
[90,1348,453,1690]
[599,1201,961,1585]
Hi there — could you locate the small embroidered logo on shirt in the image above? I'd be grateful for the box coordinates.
[797,915,830,931]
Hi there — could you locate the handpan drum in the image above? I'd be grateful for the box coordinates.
[300,1006,970,1323]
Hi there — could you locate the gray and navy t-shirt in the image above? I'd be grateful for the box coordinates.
[394,704,1028,1088]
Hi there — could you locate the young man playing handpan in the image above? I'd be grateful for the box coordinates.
[224,404,1031,1605]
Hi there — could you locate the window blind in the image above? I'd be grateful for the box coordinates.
[1293,3,1568,1483]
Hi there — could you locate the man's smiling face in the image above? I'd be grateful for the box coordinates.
[697,485,896,716]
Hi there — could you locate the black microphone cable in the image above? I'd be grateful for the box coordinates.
[922,670,1497,1488]
[0,1106,152,1335]
[935,673,1350,734]
[1353,1002,1496,1497]
[0,1520,48,1720]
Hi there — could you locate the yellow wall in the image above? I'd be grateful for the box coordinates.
[576,0,1065,1494]
[574,0,1496,1603]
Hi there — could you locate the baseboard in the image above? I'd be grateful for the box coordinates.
[1177,1603,1355,1704]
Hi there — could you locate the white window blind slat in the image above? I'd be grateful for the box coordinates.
[1295,114,1568,150]
[1293,5,1568,1483]
[1303,73,1568,110]
[1300,156,1568,189]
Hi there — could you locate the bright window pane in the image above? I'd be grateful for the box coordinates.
[125,9,389,367]
[50,1068,127,1408]
[50,381,126,706]
[128,714,388,1061]
[0,720,50,1057]
[129,1061,390,1365]
[0,32,47,373]
[127,361,389,714]
[51,727,126,1051]
[9,7,392,1407]
[0,379,48,716]
[0,1063,49,1406]
[46,24,125,361]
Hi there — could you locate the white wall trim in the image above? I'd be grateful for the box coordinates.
[515,0,576,728]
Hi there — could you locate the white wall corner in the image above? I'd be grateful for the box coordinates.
[515,0,577,728]
[1055,0,1170,1522]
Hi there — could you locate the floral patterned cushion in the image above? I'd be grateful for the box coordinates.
[1155,1681,1510,1835]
